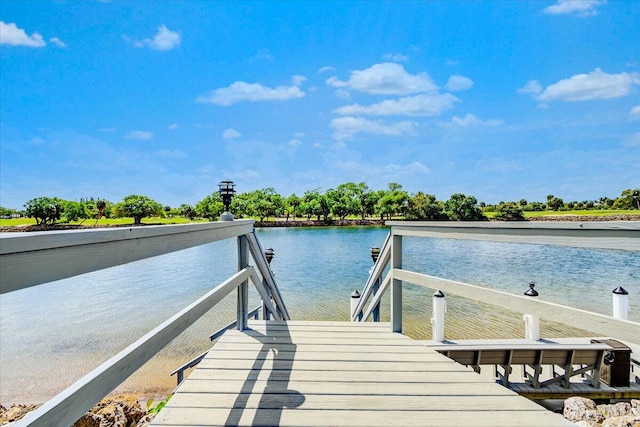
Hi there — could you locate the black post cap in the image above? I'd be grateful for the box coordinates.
[434,290,445,298]
[524,281,539,297]
[612,286,628,295]
[351,290,361,298]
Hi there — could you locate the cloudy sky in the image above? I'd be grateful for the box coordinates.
[1,1,638,209]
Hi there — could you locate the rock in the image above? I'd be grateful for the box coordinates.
[574,421,594,427]
[134,413,154,427]
[631,400,640,416]
[564,396,605,425]
[72,395,145,427]
[601,415,640,427]
[599,403,632,418]
[0,404,40,425]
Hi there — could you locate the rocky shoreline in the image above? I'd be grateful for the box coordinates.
[2,396,638,426]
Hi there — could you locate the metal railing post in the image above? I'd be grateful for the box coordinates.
[391,234,402,333]
[237,235,249,330]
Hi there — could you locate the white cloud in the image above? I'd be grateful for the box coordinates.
[517,80,543,95]
[534,69,640,102]
[0,21,45,47]
[288,139,303,147]
[630,105,640,120]
[98,127,117,133]
[134,25,180,51]
[624,133,640,147]
[334,89,352,100]
[49,37,66,48]
[326,63,438,95]
[124,130,154,140]
[168,123,179,130]
[330,117,417,140]
[383,162,430,175]
[543,0,606,17]
[318,66,335,73]
[222,128,242,140]
[197,81,305,105]
[445,74,473,92]
[382,52,409,62]
[446,113,504,127]
[335,93,458,117]
[292,75,307,86]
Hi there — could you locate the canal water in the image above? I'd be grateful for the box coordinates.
[1,226,638,404]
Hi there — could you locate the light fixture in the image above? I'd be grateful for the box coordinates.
[218,180,236,221]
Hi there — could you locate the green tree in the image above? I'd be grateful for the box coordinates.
[615,188,640,210]
[63,201,90,223]
[546,194,564,211]
[112,195,163,224]
[285,194,301,221]
[494,203,525,221]
[374,183,409,220]
[301,189,321,220]
[180,204,197,220]
[196,193,224,220]
[24,197,64,225]
[444,193,485,221]
[405,192,444,220]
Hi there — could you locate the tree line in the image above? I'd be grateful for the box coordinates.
[2,184,638,226]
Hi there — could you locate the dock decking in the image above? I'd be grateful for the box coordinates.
[150,320,573,426]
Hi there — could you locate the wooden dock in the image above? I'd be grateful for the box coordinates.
[150,320,573,427]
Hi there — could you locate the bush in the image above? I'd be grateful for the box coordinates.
[494,204,525,221]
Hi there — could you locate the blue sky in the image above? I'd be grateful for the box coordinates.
[1,1,638,209]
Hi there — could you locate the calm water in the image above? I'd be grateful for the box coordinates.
[1,226,638,403]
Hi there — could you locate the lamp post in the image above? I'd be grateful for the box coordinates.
[218,180,236,221]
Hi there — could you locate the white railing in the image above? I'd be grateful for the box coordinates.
[353,221,640,344]
[0,220,289,427]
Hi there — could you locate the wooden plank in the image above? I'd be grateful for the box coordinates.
[212,341,443,354]
[205,351,453,363]
[217,335,425,346]
[177,379,517,396]
[0,220,255,294]
[196,359,470,372]
[152,408,573,427]
[186,368,484,383]
[165,392,544,411]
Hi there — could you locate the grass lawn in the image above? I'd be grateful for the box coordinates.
[0,216,208,227]
[482,209,638,219]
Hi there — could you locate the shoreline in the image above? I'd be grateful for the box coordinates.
[1,214,639,233]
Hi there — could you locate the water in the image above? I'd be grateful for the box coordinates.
[1,226,638,404]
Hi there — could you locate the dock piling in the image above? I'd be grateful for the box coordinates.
[612,286,629,320]
[432,290,446,342]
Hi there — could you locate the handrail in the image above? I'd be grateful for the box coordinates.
[2,220,291,427]
[396,268,640,343]
[246,230,290,320]
[0,220,255,294]
[16,267,254,427]
[351,231,391,320]
[355,221,640,343]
